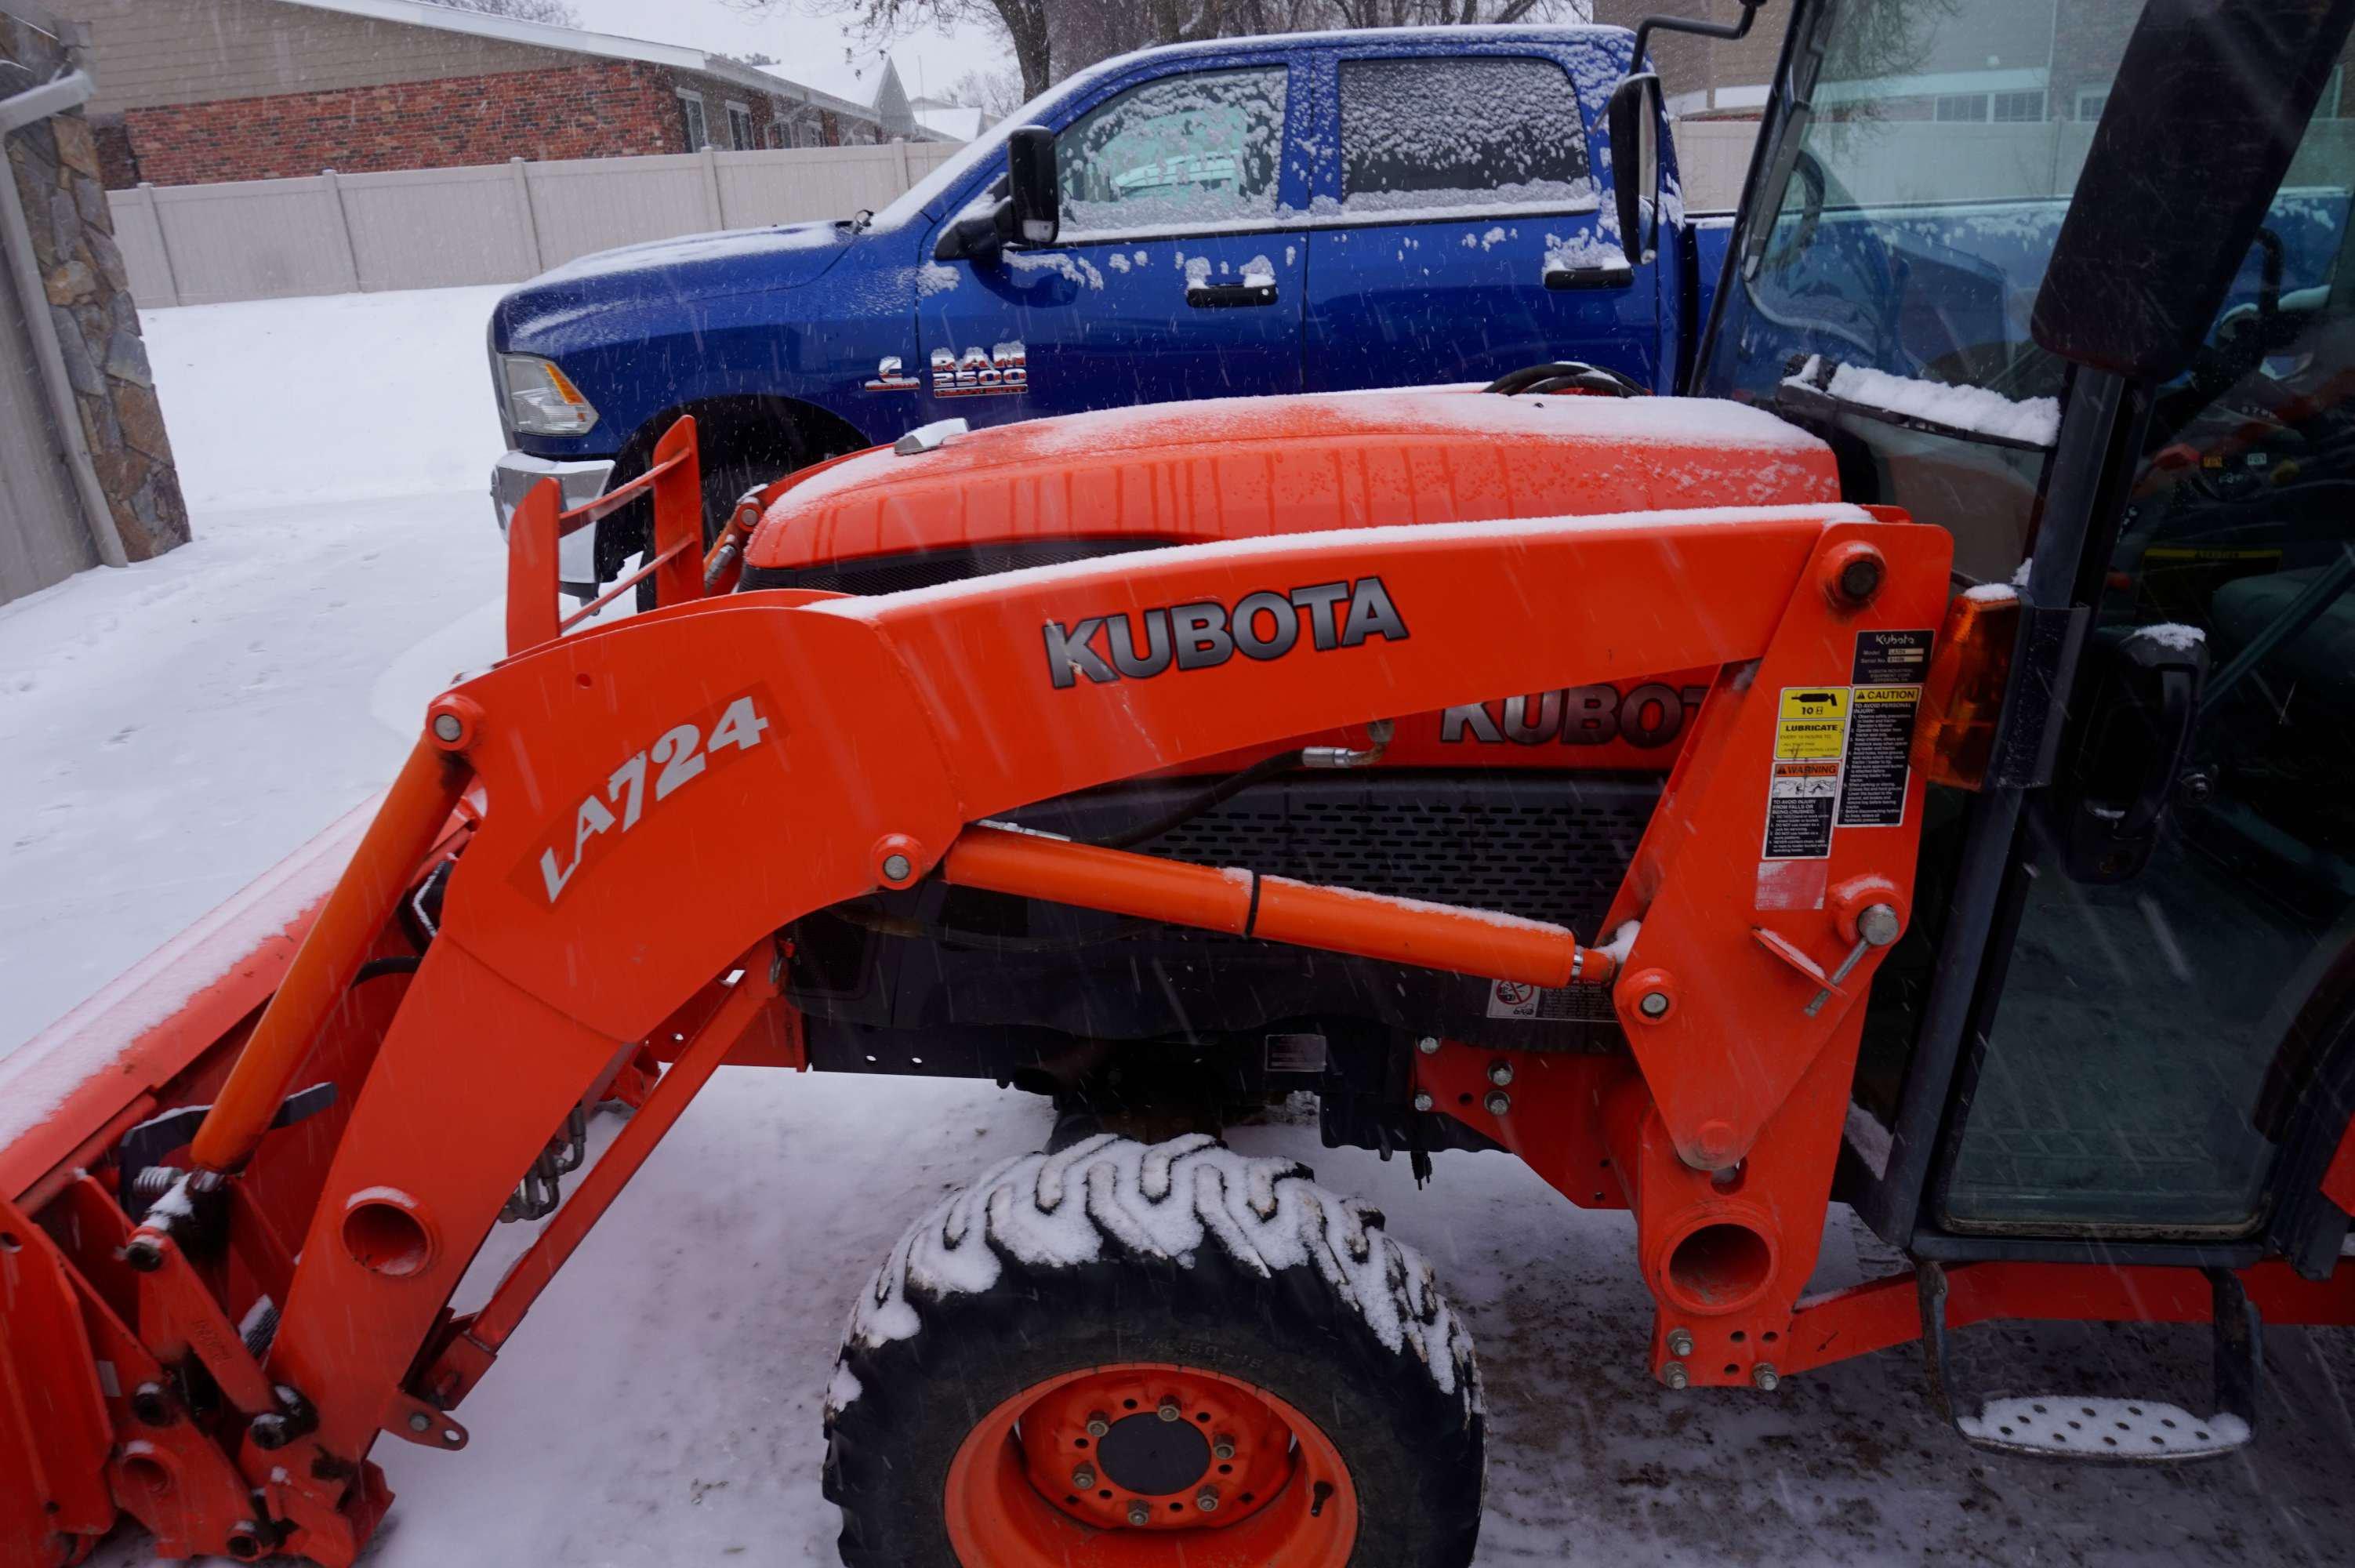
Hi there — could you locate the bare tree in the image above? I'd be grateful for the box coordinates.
[425,0,583,25]
[731,0,1588,103]
[943,66,1025,116]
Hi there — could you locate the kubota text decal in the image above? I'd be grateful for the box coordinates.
[1042,577,1407,689]
[522,689,776,904]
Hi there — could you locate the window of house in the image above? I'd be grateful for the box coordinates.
[1991,89,2045,122]
[2076,86,2110,120]
[678,90,709,151]
[1057,67,1289,236]
[727,102,753,151]
[1337,56,1593,216]
[1933,93,1990,122]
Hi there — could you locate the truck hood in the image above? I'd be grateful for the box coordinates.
[493,220,858,347]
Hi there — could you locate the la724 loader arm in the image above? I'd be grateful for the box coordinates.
[5,423,2350,1566]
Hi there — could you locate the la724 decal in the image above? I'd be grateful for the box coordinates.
[522,691,774,904]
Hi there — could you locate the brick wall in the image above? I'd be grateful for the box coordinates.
[114,60,876,188]
[1593,0,1781,116]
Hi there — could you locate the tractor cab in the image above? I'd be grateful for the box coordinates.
[1664,0,2355,1304]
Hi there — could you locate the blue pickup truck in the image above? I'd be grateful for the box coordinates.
[485,24,1731,592]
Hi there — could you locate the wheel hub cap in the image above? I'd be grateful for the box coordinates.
[1095,1411,1210,1496]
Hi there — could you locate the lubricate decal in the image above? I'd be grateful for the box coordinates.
[522,689,776,904]
[1839,630,1930,829]
[931,341,1028,397]
[1762,687,1847,862]
[1440,684,1711,750]
[1043,577,1407,690]
[862,354,920,392]
[1756,630,1932,867]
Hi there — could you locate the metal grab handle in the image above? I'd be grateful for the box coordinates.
[2108,664,2198,838]
[1186,279,1279,308]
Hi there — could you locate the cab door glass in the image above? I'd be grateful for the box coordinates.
[1057,68,1289,238]
[1937,98,2355,1235]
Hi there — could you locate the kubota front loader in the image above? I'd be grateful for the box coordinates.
[10,2,2355,1564]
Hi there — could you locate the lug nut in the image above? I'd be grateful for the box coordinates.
[1412,1091,1434,1112]
[1212,1434,1237,1461]
[1638,989,1672,1019]
[1665,1327,1694,1359]
[1127,1501,1152,1526]
[1662,1360,1689,1390]
[1072,1465,1097,1490]
[1085,1411,1109,1437]
[1484,1090,1511,1116]
[1196,1486,1221,1512]
[1417,1036,1440,1054]
[1157,1399,1182,1422]
[1486,1061,1514,1087]
[1753,1363,1780,1392]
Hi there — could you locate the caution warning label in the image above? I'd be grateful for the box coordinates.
[1775,687,1850,760]
[1486,977,1617,1022]
[1838,630,1931,829]
[1764,759,1841,860]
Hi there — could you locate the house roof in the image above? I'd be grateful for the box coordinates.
[767,47,896,111]
[274,0,886,122]
[913,103,989,142]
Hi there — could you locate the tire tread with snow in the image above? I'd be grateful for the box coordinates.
[822,1133,1484,1567]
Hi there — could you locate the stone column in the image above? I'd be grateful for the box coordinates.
[3,8,190,561]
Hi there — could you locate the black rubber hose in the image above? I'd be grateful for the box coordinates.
[1083,749,1307,851]
[351,955,423,986]
[1482,361,1645,397]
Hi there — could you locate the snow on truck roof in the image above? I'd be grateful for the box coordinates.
[868,23,1632,233]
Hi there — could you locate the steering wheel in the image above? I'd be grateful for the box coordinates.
[1483,361,1648,397]
[1760,149,1827,274]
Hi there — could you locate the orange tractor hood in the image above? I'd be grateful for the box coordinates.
[743,387,1840,572]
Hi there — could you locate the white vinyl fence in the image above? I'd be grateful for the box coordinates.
[108,140,963,309]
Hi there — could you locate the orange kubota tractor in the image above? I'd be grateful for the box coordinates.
[10,2,2355,1564]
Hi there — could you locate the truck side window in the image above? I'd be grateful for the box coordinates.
[1057,67,1289,238]
[1337,56,1594,216]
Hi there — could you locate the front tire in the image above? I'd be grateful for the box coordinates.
[822,1133,1484,1568]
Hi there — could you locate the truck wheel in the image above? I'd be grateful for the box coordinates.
[822,1133,1483,1568]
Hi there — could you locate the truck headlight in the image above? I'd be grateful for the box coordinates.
[499,354,600,437]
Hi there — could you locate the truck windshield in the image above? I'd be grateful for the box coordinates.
[1695,0,2351,580]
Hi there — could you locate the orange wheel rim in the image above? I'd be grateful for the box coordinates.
[943,1360,1359,1568]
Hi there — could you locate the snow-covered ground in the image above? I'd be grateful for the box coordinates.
[4,285,2350,1566]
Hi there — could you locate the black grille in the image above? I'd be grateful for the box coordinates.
[1012,773,1659,935]
[740,537,1166,597]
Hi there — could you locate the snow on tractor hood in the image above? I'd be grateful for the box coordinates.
[742,387,1842,575]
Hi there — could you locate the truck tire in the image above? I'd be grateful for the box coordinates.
[822,1133,1484,1568]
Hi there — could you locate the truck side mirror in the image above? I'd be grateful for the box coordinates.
[1608,73,1662,266]
[1004,126,1060,247]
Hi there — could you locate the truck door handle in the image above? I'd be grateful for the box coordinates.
[1544,263,1635,290]
[1187,279,1279,308]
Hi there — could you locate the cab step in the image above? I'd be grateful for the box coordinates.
[1918,1262,2260,1462]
